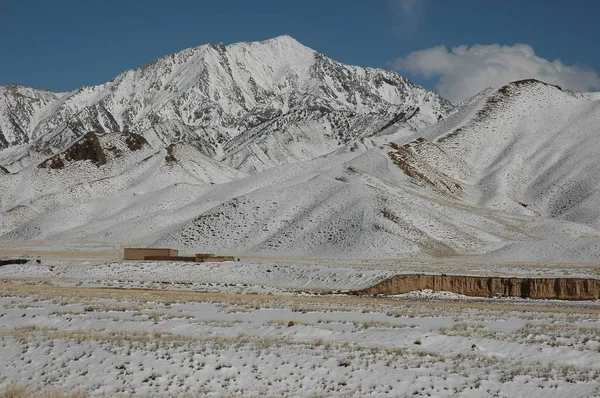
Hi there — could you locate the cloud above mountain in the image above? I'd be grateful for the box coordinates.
[396,0,423,13]
[387,0,426,34]
[394,44,600,103]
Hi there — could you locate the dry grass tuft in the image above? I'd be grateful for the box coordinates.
[0,384,88,398]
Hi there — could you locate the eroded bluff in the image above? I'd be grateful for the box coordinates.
[353,274,600,300]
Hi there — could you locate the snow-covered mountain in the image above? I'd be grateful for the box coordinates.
[0,35,453,173]
[151,81,600,260]
[2,79,600,261]
[2,34,600,262]
[403,79,600,224]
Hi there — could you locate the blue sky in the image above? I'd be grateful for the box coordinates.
[2,0,599,101]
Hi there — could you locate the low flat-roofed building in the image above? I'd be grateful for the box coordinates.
[123,248,178,261]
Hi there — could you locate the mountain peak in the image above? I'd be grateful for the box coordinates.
[227,34,313,55]
[498,78,562,95]
[0,35,453,173]
[263,34,301,44]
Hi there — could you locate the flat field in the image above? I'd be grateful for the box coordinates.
[0,254,599,397]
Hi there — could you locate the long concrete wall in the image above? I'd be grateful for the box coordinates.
[352,274,600,300]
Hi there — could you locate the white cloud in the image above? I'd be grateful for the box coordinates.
[393,44,600,103]
[398,0,422,13]
[387,0,426,34]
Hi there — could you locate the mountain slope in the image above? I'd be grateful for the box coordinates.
[0,36,453,173]
[151,80,600,260]
[2,84,599,263]
[397,80,600,227]
[0,132,244,237]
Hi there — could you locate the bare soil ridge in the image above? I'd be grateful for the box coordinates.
[353,273,600,300]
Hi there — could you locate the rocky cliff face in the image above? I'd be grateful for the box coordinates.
[0,36,454,173]
[0,85,62,149]
[37,131,148,169]
[353,274,600,300]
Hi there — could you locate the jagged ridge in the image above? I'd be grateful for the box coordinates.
[0,35,454,173]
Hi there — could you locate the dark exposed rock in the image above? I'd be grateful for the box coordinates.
[38,132,106,169]
[123,132,147,151]
[37,131,148,170]
[388,141,463,197]
[165,143,177,163]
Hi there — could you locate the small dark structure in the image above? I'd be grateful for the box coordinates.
[0,259,29,266]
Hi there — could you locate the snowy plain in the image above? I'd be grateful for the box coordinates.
[0,256,599,397]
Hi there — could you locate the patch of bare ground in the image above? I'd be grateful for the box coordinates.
[0,250,120,262]
[1,283,599,317]
[0,384,88,397]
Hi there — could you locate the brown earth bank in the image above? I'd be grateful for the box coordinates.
[352,274,600,300]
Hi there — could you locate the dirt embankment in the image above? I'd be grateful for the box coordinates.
[352,274,600,300]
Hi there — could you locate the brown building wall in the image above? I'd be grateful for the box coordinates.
[123,248,178,261]
[196,254,235,262]
[144,256,196,262]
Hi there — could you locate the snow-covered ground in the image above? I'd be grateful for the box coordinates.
[0,280,599,397]
[2,254,599,294]
[0,255,599,397]
[0,259,396,293]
